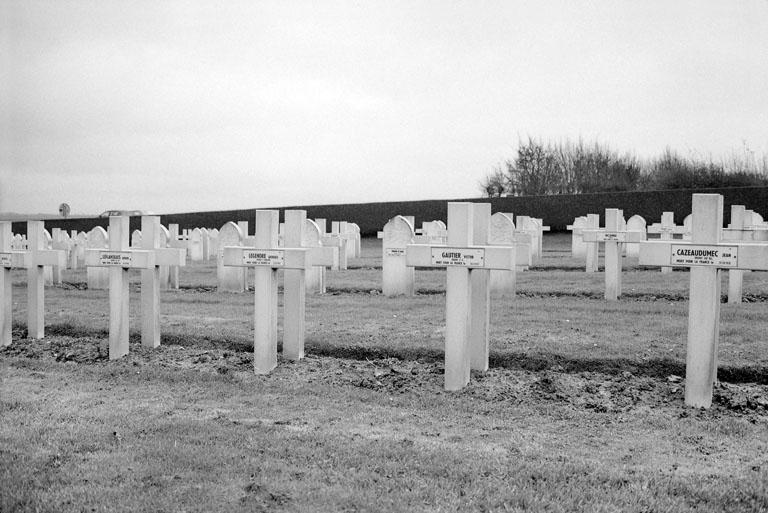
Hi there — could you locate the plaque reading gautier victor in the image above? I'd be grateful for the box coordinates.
[243,250,285,266]
[99,251,136,267]
[430,247,485,267]
[670,245,738,267]
[0,252,12,267]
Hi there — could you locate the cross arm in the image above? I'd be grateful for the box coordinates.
[24,249,67,268]
[722,228,768,242]
[153,248,187,267]
[307,246,338,268]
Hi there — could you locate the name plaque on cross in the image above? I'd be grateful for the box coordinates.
[99,251,139,267]
[385,248,406,257]
[596,232,627,242]
[0,253,12,267]
[670,245,738,267]
[430,248,485,267]
[243,249,285,266]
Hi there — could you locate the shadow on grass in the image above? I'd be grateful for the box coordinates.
[17,322,768,385]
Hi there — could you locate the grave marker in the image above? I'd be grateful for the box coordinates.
[582,209,645,300]
[1,222,25,346]
[302,219,326,294]
[381,216,416,296]
[567,216,588,258]
[488,213,526,297]
[85,216,155,359]
[406,203,515,390]
[223,210,337,372]
[140,216,186,348]
[624,215,646,258]
[647,212,687,273]
[86,227,110,289]
[584,214,600,272]
[217,222,246,292]
[639,194,768,408]
[22,221,66,339]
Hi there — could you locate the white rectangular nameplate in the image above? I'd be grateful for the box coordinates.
[385,248,406,257]
[597,232,627,242]
[243,249,285,266]
[99,252,138,267]
[0,252,12,267]
[670,245,738,267]
[430,247,485,267]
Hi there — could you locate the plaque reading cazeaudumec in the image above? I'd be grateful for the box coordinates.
[0,252,12,267]
[99,251,136,267]
[430,247,485,267]
[670,245,738,267]
[385,248,406,257]
[243,249,285,266]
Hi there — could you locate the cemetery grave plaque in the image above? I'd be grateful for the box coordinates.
[430,247,485,267]
[669,245,738,267]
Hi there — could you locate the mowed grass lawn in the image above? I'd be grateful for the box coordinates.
[2,234,767,512]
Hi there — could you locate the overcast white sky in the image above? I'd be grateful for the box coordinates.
[2,0,767,215]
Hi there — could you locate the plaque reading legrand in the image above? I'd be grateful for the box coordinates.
[99,251,136,267]
[0,252,13,267]
[385,248,406,257]
[670,244,738,267]
[430,247,485,267]
[243,249,285,266]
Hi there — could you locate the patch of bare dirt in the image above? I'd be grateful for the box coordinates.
[2,335,766,420]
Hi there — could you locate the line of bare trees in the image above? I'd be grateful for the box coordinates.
[480,138,768,197]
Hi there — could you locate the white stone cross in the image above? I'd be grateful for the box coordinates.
[85,216,155,359]
[0,222,26,346]
[140,216,186,348]
[405,202,515,391]
[223,210,337,373]
[21,221,67,339]
[639,194,768,408]
[647,212,688,273]
[582,209,646,301]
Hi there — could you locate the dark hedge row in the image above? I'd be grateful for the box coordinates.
[12,186,768,237]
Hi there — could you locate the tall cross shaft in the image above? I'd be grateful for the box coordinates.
[0,222,25,346]
[23,221,66,339]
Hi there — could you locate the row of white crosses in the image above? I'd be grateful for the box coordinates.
[639,194,768,408]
